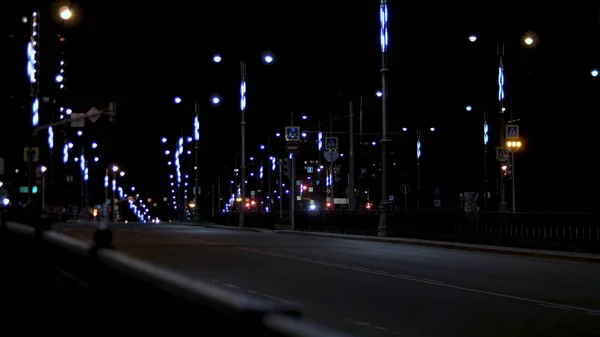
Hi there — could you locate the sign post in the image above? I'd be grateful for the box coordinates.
[401,184,410,211]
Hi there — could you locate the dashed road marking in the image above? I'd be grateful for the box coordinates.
[211,280,303,307]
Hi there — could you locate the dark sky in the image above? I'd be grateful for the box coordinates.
[1,2,598,212]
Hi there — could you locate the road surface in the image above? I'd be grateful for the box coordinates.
[56,224,600,337]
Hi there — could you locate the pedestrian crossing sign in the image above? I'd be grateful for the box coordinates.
[285,126,300,141]
[505,125,519,140]
[496,147,509,161]
[324,137,338,151]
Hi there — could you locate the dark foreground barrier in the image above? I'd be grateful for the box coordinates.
[296,210,599,253]
[0,219,351,336]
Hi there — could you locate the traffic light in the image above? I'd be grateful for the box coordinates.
[281,158,290,179]
[501,164,512,179]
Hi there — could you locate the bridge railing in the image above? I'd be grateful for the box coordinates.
[295,210,599,253]
[0,218,351,336]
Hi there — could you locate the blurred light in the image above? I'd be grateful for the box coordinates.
[194,115,200,141]
[91,142,97,149]
[430,127,435,132]
[165,150,170,155]
[376,90,383,97]
[77,130,83,136]
[59,6,72,20]
[275,132,281,137]
[213,54,222,63]
[592,69,599,77]
[302,115,307,120]
[210,94,221,106]
[402,127,407,132]
[262,51,275,64]
[55,74,63,83]
[186,136,193,143]
[466,105,472,111]
[94,157,99,162]
[174,96,182,104]
[260,144,265,150]
[524,37,533,45]
[161,137,167,143]
[47,126,54,149]
[318,132,323,151]
[62,144,69,163]
[484,122,489,145]
[301,132,307,138]
[468,35,477,42]
[379,2,388,52]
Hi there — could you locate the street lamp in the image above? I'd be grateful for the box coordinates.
[506,140,522,214]
[378,0,390,237]
[211,52,274,227]
[59,6,72,20]
[592,69,598,77]
[468,34,477,42]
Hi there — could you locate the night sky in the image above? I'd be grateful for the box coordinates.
[1,2,598,212]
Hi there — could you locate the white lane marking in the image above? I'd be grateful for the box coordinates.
[212,280,303,307]
[587,312,600,316]
[343,317,392,332]
[52,265,87,288]
[236,247,600,315]
[180,237,222,245]
[540,304,570,310]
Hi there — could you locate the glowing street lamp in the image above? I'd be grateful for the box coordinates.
[592,69,598,77]
[59,6,72,20]
[468,34,477,42]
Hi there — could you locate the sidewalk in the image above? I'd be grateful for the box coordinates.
[275,230,600,263]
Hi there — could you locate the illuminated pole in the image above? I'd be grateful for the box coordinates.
[416,130,421,210]
[483,114,489,209]
[112,166,117,221]
[240,61,247,227]
[194,105,200,222]
[103,169,108,226]
[378,0,390,236]
[498,43,507,212]
[26,11,40,204]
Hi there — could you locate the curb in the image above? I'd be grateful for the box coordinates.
[275,231,600,263]
[198,223,270,233]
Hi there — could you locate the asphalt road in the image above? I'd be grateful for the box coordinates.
[56,223,600,337]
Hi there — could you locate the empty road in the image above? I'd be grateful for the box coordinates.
[56,223,600,337]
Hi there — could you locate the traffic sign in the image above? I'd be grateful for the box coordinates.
[324,136,338,151]
[496,147,509,161]
[323,151,339,162]
[23,147,39,163]
[286,141,300,154]
[285,126,300,141]
[401,184,410,194]
[505,125,519,140]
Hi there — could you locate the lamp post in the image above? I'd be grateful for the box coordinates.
[506,139,522,213]
[377,0,390,237]
[211,52,275,227]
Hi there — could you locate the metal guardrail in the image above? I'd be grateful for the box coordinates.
[0,217,352,336]
[295,210,599,253]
